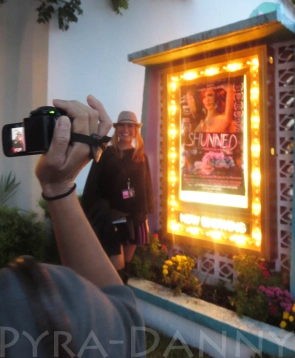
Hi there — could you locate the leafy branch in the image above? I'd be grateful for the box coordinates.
[0,171,20,207]
[0,0,130,31]
[111,0,129,14]
[36,0,83,31]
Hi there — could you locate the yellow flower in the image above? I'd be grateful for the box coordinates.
[162,265,168,270]
[292,304,295,313]
[163,269,168,276]
[171,257,177,262]
[176,266,181,271]
[165,260,173,266]
[283,312,289,320]
[280,320,287,329]
[289,316,294,322]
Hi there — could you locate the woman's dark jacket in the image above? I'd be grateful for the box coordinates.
[81,147,154,244]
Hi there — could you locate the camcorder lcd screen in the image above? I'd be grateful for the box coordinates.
[11,126,26,153]
[2,123,28,157]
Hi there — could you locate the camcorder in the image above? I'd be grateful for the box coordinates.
[2,106,67,157]
[2,106,111,161]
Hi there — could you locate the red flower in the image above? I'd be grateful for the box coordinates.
[262,270,271,278]
[161,244,168,253]
[153,233,159,239]
[269,305,277,316]
[259,263,271,278]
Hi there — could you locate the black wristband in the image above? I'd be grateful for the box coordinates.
[42,183,77,201]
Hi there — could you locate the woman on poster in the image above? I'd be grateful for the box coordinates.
[81,111,155,283]
[194,83,235,133]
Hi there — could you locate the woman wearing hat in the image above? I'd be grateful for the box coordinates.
[81,111,154,283]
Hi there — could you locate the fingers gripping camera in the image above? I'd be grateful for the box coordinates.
[2,106,111,161]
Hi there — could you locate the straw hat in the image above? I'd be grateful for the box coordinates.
[113,111,143,128]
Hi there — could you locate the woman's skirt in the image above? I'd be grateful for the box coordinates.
[134,220,149,245]
[116,217,149,247]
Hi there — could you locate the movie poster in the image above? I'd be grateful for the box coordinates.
[180,75,247,206]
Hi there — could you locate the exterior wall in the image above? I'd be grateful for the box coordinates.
[47,0,270,194]
[0,0,274,212]
[0,0,49,211]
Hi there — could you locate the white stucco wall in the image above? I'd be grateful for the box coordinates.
[47,0,277,194]
[0,0,49,211]
[0,0,279,212]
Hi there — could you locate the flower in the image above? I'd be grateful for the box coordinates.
[289,316,294,322]
[161,254,201,298]
[269,305,277,316]
[283,311,289,320]
[266,289,275,297]
[286,304,293,312]
[161,244,168,253]
[259,262,271,278]
[281,302,287,309]
[280,320,287,329]
[164,260,173,266]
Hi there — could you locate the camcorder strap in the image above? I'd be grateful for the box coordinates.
[70,133,111,162]
[7,256,77,358]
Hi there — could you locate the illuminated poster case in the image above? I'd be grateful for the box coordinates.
[165,46,269,254]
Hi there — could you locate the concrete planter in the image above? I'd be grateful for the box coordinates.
[129,278,295,358]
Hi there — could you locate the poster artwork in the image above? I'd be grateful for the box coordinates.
[180,75,245,196]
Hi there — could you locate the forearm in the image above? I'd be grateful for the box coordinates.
[48,192,122,287]
[35,96,117,287]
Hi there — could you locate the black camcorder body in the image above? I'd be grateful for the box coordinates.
[2,106,66,157]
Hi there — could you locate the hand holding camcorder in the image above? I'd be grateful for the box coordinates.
[2,106,111,161]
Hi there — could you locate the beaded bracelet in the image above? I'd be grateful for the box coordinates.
[42,183,77,201]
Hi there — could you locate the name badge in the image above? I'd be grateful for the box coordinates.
[122,188,135,199]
